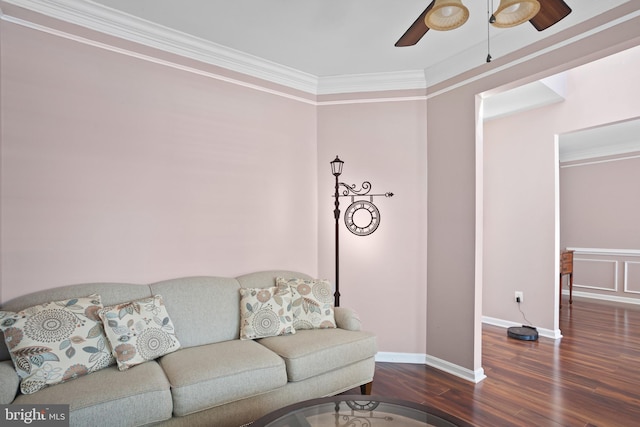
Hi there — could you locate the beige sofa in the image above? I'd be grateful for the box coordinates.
[0,271,377,427]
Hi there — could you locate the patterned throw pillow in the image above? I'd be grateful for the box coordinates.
[239,286,295,340]
[276,277,336,330]
[98,295,180,371]
[0,295,115,394]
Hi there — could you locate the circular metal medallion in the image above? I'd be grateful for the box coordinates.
[344,200,380,236]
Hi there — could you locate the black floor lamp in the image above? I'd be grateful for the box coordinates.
[330,156,393,307]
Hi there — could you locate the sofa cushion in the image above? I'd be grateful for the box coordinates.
[276,277,336,330]
[149,276,241,348]
[239,286,295,340]
[0,360,19,404]
[257,329,377,382]
[99,295,181,370]
[13,360,172,427]
[159,339,287,417]
[0,294,115,394]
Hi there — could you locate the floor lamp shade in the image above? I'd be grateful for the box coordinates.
[424,0,470,31]
[491,0,541,28]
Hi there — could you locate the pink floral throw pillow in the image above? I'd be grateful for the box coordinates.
[239,286,295,340]
[0,294,115,394]
[276,277,336,330]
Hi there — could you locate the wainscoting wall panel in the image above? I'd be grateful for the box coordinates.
[624,261,640,294]
[573,258,617,291]
[566,248,640,303]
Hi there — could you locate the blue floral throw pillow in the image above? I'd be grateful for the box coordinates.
[98,295,180,371]
[0,294,115,394]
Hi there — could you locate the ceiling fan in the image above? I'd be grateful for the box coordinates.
[395,0,572,47]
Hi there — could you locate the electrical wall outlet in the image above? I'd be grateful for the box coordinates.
[515,291,524,303]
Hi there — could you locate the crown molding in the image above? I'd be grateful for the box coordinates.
[2,0,428,96]
[317,70,427,95]
[560,143,640,164]
[5,1,640,97]
[2,0,319,94]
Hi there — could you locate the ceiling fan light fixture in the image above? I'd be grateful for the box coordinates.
[491,0,541,28]
[425,0,470,31]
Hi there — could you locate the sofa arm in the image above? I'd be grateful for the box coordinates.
[334,307,362,331]
[0,360,19,404]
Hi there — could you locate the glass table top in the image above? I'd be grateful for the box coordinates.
[251,395,473,427]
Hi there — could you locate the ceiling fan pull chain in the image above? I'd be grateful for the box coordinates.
[487,0,493,62]
[489,0,497,23]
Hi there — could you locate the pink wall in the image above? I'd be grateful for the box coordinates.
[560,153,640,300]
[427,88,480,371]
[483,101,560,331]
[317,100,428,357]
[483,45,640,331]
[0,19,318,302]
[561,154,640,250]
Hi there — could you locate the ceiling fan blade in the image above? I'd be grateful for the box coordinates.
[530,0,572,31]
[395,1,435,47]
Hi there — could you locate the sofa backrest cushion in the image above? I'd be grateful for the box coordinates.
[0,283,152,362]
[149,276,241,348]
[236,270,313,290]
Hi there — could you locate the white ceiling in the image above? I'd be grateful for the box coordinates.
[482,72,567,121]
[81,0,626,80]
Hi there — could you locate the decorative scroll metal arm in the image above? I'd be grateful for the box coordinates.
[338,181,394,199]
[338,181,372,197]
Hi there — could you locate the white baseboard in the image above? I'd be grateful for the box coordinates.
[375,352,486,383]
[425,355,486,383]
[482,316,562,339]
[563,289,640,305]
[375,352,426,364]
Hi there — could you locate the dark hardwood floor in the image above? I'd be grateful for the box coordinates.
[348,298,640,426]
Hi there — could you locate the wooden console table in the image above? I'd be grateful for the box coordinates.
[559,250,574,308]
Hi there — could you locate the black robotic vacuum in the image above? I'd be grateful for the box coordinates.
[507,325,539,341]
